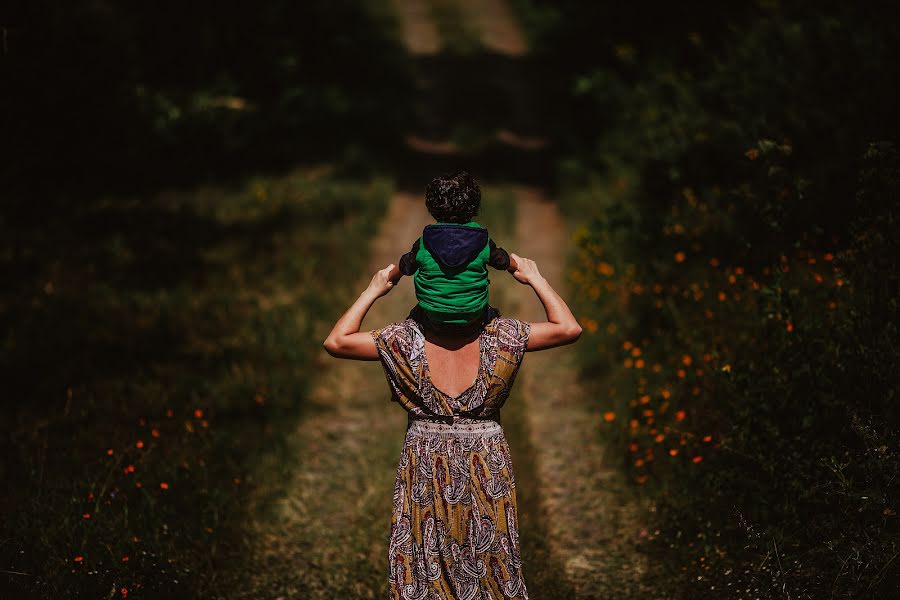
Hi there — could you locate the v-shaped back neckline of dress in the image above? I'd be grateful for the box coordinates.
[419,324,487,401]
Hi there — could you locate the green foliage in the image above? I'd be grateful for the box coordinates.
[531,2,900,597]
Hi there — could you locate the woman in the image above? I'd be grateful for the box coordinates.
[323,254,581,599]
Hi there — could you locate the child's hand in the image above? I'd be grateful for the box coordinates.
[387,263,403,284]
[366,264,397,298]
[509,253,544,286]
[506,253,520,273]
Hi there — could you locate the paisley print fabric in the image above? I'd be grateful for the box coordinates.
[372,316,531,600]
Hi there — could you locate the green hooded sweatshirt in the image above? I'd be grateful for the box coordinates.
[398,221,510,325]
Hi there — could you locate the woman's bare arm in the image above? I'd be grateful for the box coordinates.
[509,253,582,351]
[322,264,395,360]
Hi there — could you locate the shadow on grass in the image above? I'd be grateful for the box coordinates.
[0,171,391,597]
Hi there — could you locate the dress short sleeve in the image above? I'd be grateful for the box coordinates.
[370,320,424,406]
[476,316,531,410]
[494,317,531,369]
[370,323,395,365]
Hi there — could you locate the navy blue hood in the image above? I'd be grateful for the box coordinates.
[422,224,488,268]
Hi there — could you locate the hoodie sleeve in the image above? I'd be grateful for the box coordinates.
[399,238,421,276]
[487,238,511,271]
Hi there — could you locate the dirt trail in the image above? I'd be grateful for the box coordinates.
[391,0,442,55]
[239,193,431,598]
[390,2,657,596]
[513,187,655,598]
[240,2,656,598]
[457,0,527,56]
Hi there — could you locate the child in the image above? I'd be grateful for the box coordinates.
[388,171,518,335]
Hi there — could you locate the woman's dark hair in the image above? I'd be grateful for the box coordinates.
[424,171,481,223]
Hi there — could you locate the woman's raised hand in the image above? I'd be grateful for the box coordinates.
[323,262,396,360]
[366,263,397,298]
[509,252,582,350]
[509,253,543,286]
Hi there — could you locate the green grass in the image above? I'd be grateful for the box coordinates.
[0,168,391,597]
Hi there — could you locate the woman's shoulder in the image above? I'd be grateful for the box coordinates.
[491,315,530,330]
[372,318,423,349]
[489,316,531,346]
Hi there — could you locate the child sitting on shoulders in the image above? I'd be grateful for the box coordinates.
[389,171,518,335]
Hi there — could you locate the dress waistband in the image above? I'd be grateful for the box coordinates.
[406,414,502,438]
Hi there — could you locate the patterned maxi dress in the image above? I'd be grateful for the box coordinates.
[372,315,531,600]
[373,317,531,600]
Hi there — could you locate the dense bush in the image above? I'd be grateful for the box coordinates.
[517,2,900,597]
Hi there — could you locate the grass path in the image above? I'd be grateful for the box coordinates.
[236,189,658,597]
[456,0,527,56]
[238,193,431,598]
[236,2,660,598]
[391,0,442,55]
[511,187,658,598]
[388,2,660,596]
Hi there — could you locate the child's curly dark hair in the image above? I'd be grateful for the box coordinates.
[424,171,481,223]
